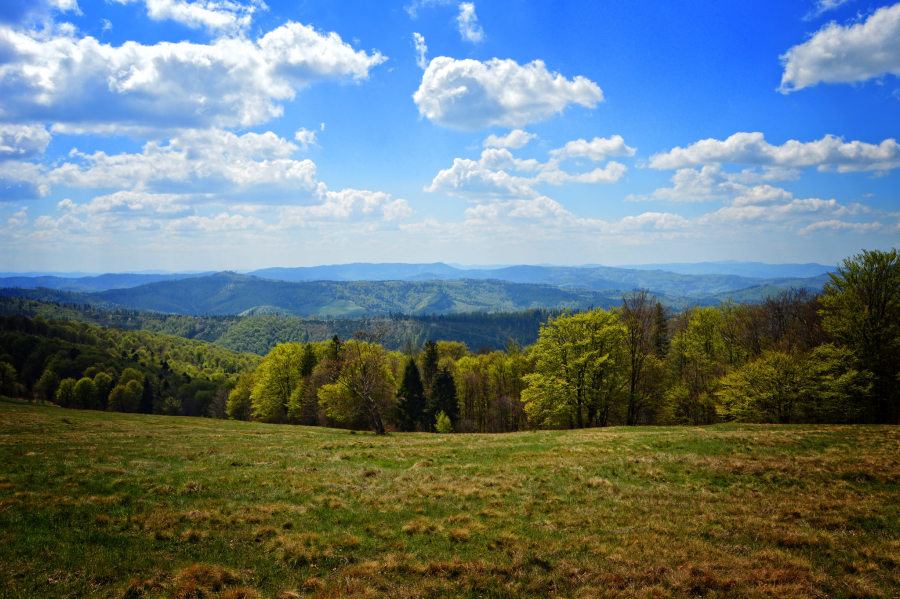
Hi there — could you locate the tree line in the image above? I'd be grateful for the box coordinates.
[226,250,898,431]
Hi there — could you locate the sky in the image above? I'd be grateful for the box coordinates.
[0,0,898,273]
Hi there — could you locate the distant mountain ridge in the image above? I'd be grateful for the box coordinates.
[0,262,833,317]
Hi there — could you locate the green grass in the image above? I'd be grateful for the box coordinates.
[1,398,897,598]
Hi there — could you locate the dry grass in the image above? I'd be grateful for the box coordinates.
[0,398,898,598]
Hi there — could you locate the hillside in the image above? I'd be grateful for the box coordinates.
[0,400,897,598]
[3,273,633,317]
[0,296,560,353]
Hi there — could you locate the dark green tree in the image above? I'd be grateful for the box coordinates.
[396,357,426,431]
[428,367,458,429]
[421,340,439,391]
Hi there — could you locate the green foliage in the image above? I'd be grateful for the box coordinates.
[250,343,306,423]
[56,377,77,407]
[108,380,143,413]
[427,368,458,428]
[0,361,16,396]
[318,340,395,434]
[226,372,254,421]
[34,369,59,402]
[820,248,900,422]
[522,310,627,428]
[396,357,426,431]
[73,377,98,410]
[434,410,453,433]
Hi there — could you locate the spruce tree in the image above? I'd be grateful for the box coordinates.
[396,357,426,431]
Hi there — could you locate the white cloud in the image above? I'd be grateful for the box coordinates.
[413,57,603,130]
[549,135,636,161]
[60,190,192,216]
[456,2,484,43]
[0,124,51,161]
[294,128,317,151]
[780,2,900,92]
[412,32,428,70]
[426,156,536,198]
[798,219,883,234]
[1,129,318,198]
[804,0,854,20]
[649,132,900,172]
[426,142,628,199]
[281,188,411,224]
[483,129,536,149]
[109,0,266,34]
[0,21,385,131]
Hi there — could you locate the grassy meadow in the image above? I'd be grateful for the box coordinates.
[0,398,897,598]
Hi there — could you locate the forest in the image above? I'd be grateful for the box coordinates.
[1,249,897,429]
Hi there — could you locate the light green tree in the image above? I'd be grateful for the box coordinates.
[250,343,305,423]
[521,310,627,429]
[226,371,254,420]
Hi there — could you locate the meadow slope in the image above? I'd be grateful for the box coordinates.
[0,399,897,598]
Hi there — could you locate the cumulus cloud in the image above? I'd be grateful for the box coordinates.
[294,128,317,151]
[0,21,385,132]
[59,190,192,217]
[0,124,51,161]
[456,3,484,43]
[412,32,428,69]
[483,129,535,149]
[780,2,900,92]
[282,188,411,224]
[426,141,629,199]
[550,135,636,161]
[413,57,603,130]
[649,132,900,172]
[0,129,319,198]
[109,0,266,34]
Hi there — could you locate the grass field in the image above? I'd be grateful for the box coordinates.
[0,398,897,598]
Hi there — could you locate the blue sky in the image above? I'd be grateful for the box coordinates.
[0,0,898,272]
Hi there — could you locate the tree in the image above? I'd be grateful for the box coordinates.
[0,361,17,397]
[428,367,458,429]
[434,410,453,433]
[226,372,254,420]
[621,291,656,425]
[521,310,627,429]
[73,377,98,410]
[819,249,900,423]
[318,340,395,434]
[396,357,426,431]
[56,377,77,407]
[664,307,724,425]
[92,372,114,409]
[421,340,439,391]
[250,343,305,423]
[35,369,60,403]
[108,380,142,412]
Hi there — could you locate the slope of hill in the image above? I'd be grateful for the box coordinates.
[617,261,836,279]
[14,272,628,317]
[0,296,561,353]
[0,272,210,292]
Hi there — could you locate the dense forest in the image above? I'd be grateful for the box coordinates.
[0,298,558,353]
[1,250,896,429]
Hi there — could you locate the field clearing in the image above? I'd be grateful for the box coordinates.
[0,399,897,598]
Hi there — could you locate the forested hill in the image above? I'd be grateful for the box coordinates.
[2,273,635,317]
[0,296,561,354]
